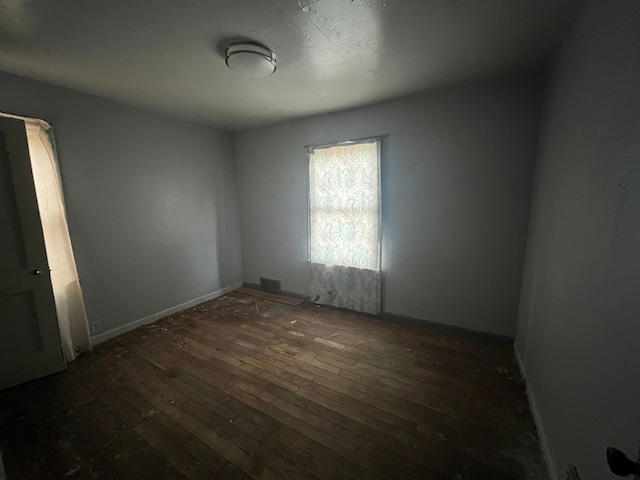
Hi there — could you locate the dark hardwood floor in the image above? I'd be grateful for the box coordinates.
[0,291,547,479]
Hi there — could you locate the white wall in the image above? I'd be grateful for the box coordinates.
[235,73,544,336]
[516,1,640,478]
[0,70,242,339]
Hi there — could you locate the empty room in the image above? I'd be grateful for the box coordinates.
[0,1,639,479]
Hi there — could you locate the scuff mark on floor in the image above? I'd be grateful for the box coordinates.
[64,465,82,476]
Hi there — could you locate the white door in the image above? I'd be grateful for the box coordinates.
[0,116,65,390]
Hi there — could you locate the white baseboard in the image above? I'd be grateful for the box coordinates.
[514,343,557,480]
[90,283,242,346]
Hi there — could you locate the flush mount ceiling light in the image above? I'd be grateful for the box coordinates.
[225,41,277,77]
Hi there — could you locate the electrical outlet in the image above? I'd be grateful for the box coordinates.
[91,321,102,334]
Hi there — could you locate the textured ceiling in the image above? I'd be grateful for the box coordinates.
[0,0,585,130]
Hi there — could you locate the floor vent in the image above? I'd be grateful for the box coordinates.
[260,277,281,295]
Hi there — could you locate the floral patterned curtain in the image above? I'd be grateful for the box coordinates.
[308,138,381,315]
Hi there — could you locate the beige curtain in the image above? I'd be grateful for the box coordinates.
[310,262,381,315]
[23,119,91,361]
[308,138,382,315]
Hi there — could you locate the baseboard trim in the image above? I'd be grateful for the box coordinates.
[90,282,242,346]
[514,343,557,480]
[381,311,514,344]
[242,281,512,343]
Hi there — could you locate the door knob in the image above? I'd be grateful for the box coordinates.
[32,269,41,276]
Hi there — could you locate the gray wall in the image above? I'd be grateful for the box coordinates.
[0,70,242,338]
[516,1,640,478]
[235,73,544,337]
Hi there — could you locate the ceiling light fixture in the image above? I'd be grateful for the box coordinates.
[225,41,277,77]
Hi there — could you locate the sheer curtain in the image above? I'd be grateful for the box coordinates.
[308,138,382,315]
[23,118,91,361]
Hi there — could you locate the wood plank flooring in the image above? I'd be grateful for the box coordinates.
[236,287,304,306]
[0,291,548,479]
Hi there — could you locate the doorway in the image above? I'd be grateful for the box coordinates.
[0,114,90,390]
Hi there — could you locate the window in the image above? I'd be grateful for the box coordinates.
[308,138,381,271]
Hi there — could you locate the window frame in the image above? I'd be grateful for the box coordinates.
[306,136,383,271]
